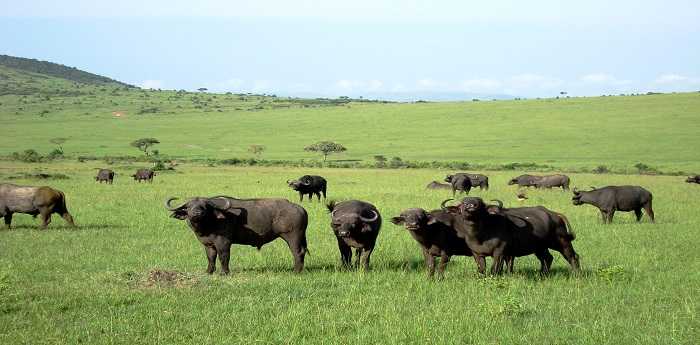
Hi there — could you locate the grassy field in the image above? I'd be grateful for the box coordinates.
[1,66,700,172]
[0,162,698,344]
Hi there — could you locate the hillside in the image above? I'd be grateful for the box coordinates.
[0,54,132,91]
[0,59,699,173]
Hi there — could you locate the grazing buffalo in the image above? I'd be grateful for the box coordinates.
[533,174,570,190]
[686,175,700,184]
[95,168,115,184]
[287,175,327,202]
[442,197,579,275]
[572,186,654,223]
[166,196,309,274]
[0,183,75,229]
[391,208,514,278]
[447,173,489,190]
[444,174,472,196]
[132,168,155,183]
[426,181,452,190]
[327,200,381,270]
[508,174,542,187]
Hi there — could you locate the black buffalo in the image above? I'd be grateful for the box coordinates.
[0,183,76,229]
[686,175,700,184]
[444,174,472,196]
[327,200,381,270]
[509,174,570,190]
[447,173,489,190]
[426,181,452,190]
[287,175,327,202]
[442,197,579,275]
[132,169,155,183]
[572,186,654,223]
[95,168,115,184]
[166,196,309,274]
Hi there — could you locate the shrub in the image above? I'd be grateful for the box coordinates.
[593,165,610,174]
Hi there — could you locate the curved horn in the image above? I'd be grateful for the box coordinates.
[286,179,293,184]
[210,196,231,210]
[165,197,185,211]
[440,198,454,210]
[490,199,504,208]
[359,210,379,223]
[589,186,596,190]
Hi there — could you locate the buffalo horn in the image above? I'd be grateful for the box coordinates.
[165,197,185,211]
[490,199,504,208]
[440,198,454,210]
[359,210,379,223]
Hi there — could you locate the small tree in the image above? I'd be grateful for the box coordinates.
[373,155,387,168]
[248,144,266,158]
[130,138,160,156]
[304,141,347,161]
[197,87,208,92]
[49,137,68,153]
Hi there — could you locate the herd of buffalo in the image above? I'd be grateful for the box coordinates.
[2,170,699,278]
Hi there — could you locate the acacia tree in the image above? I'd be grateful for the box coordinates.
[130,138,160,156]
[304,141,347,161]
[248,144,266,158]
[49,137,68,153]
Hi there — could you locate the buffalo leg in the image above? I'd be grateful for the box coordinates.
[437,253,450,279]
[354,248,362,268]
[314,192,321,202]
[535,250,553,274]
[281,233,306,273]
[490,252,505,275]
[359,247,373,271]
[634,209,643,222]
[216,242,231,275]
[560,245,580,272]
[3,213,12,229]
[607,210,615,224]
[204,245,217,274]
[423,250,436,278]
[644,202,655,223]
[505,256,515,273]
[473,255,486,275]
[336,238,352,268]
[298,193,303,202]
[39,210,52,229]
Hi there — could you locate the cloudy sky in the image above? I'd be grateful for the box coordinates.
[1,0,699,99]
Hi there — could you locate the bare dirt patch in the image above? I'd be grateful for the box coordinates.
[137,269,198,289]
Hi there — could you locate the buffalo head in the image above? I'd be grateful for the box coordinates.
[391,208,434,231]
[329,207,379,238]
[287,178,311,191]
[444,175,454,183]
[166,197,243,221]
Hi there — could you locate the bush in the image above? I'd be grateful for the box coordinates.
[634,162,658,175]
[11,149,42,162]
[593,165,610,174]
[47,148,64,160]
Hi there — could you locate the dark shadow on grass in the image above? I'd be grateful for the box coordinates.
[2,224,125,231]
[512,266,591,280]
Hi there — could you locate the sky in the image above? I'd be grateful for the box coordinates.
[1,0,699,99]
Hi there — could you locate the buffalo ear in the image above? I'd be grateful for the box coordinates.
[171,210,188,220]
[390,216,405,225]
[426,215,439,225]
[213,209,227,219]
[486,205,501,215]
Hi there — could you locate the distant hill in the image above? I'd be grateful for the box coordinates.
[0,54,132,88]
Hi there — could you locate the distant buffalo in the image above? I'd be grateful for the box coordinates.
[95,168,115,184]
[686,175,700,184]
[509,174,570,190]
[132,169,155,183]
[444,174,472,196]
[572,186,654,223]
[287,175,327,202]
[327,200,381,270]
[426,181,452,190]
[166,196,309,274]
[447,173,489,190]
[0,183,75,229]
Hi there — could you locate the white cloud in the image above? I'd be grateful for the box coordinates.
[581,73,632,85]
[139,79,163,89]
[654,74,697,84]
[458,78,501,92]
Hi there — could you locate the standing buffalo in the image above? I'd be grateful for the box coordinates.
[447,173,489,190]
[0,183,75,229]
[509,174,570,190]
[686,175,700,184]
[95,168,115,184]
[442,197,579,275]
[444,174,472,196]
[327,200,381,270]
[132,169,155,183]
[572,186,654,223]
[391,208,515,278]
[287,175,327,202]
[166,196,309,274]
[426,181,452,190]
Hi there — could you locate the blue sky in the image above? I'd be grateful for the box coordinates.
[1,0,699,99]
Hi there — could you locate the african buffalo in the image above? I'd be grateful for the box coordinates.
[327,200,381,270]
[444,174,472,196]
[572,186,654,223]
[533,174,570,190]
[166,196,309,274]
[447,173,489,190]
[391,208,515,278]
[0,183,75,229]
[132,168,155,183]
[686,175,700,184]
[287,175,327,202]
[95,168,115,184]
[426,181,452,190]
[442,197,579,275]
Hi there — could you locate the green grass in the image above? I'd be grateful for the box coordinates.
[0,162,698,344]
[1,66,700,172]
